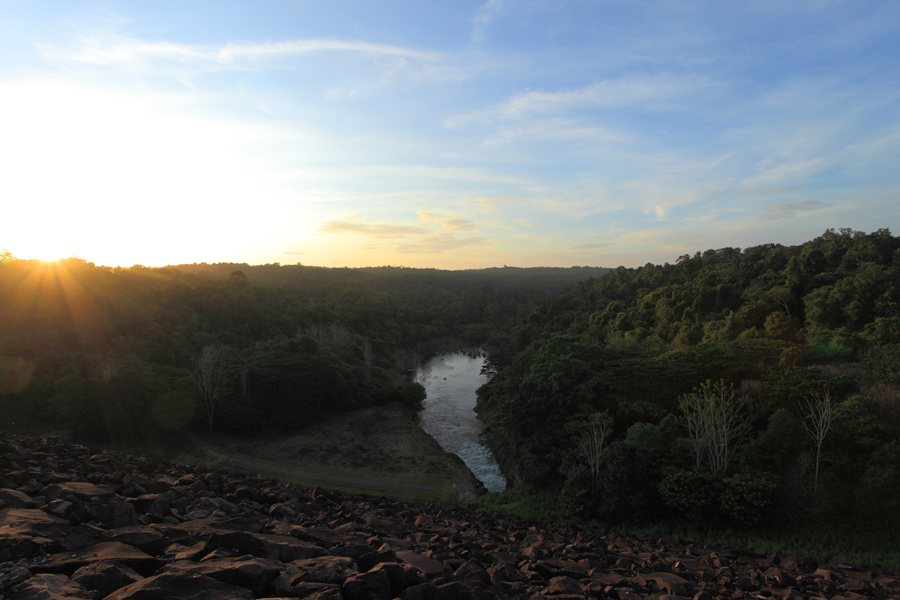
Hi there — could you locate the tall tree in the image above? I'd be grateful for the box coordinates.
[679,379,749,477]
[193,344,230,431]
[803,391,843,493]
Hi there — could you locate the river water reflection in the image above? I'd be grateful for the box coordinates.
[416,352,507,492]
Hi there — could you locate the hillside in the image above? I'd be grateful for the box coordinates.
[476,228,900,558]
[3,431,898,600]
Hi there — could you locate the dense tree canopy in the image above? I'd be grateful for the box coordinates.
[0,254,604,445]
[476,228,900,537]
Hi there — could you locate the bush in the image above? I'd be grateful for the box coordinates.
[658,469,723,523]
[720,471,778,526]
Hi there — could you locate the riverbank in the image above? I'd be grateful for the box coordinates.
[173,403,480,504]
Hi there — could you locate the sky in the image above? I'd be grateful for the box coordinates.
[1,1,898,270]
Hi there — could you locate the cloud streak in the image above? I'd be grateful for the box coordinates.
[446,74,708,127]
[49,35,433,68]
[765,200,828,220]
[319,216,425,238]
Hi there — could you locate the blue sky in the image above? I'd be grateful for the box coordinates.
[1,1,898,269]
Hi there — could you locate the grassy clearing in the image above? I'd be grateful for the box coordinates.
[467,488,900,570]
[174,403,477,504]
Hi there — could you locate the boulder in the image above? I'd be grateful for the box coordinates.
[8,573,95,600]
[104,571,254,600]
[70,560,144,597]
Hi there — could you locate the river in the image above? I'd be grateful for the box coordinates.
[415,352,507,492]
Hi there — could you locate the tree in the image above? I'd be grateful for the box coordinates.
[361,341,374,384]
[802,390,843,493]
[193,344,230,431]
[579,412,614,503]
[679,379,749,477]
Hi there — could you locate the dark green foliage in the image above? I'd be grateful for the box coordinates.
[477,228,900,538]
[719,471,778,526]
[1,256,602,446]
[658,469,722,522]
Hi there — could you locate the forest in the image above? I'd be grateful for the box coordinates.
[475,227,900,555]
[2,228,899,558]
[0,251,603,444]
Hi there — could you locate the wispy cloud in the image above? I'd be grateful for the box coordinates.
[446,74,708,127]
[396,233,487,254]
[418,212,480,232]
[765,200,828,220]
[47,35,432,68]
[318,215,424,238]
[740,187,806,195]
[475,197,525,213]
[741,158,829,188]
[471,0,507,43]
[483,118,632,146]
[570,243,611,250]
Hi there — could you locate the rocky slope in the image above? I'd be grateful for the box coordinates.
[1,432,897,600]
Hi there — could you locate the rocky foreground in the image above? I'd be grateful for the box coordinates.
[1,433,897,600]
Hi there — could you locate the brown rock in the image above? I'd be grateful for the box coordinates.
[399,582,438,600]
[41,482,116,503]
[104,570,254,600]
[541,575,584,596]
[70,560,143,597]
[105,527,166,555]
[342,569,392,600]
[644,572,695,596]
[454,561,491,585]
[289,555,360,585]
[0,508,69,535]
[433,581,498,600]
[206,530,323,562]
[160,557,282,597]
[0,488,38,509]
[9,573,95,600]
[371,562,427,596]
[101,502,139,530]
[0,566,32,590]
[397,550,445,578]
[33,542,162,577]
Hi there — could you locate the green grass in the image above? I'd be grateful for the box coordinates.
[467,488,900,570]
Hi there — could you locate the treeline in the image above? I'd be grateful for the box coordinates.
[477,228,900,539]
[0,252,604,447]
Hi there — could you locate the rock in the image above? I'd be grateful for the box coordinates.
[432,581,497,600]
[8,573,95,600]
[100,502,139,529]
[541,575,584,595]
[370,561,426,596]
[33,542,162,577]
[205,530,324,562]
[0,488,38,509]
[159,557,282,597]
[289,555,360,584]
[397,550,445,577]
[400,582,438,600]
[1,431,899,600]
[69,560,144,597]
[104,570,254,600]
[104,527,166,555]
[342,569,392,600]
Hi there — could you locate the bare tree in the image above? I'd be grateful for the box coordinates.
[300,323,353,351]
[361,341,374,384]
[579,412,614,503]
[679,379,750,477]
[89,358,119,382]
[193,345,229,432]
[803,391,843,493]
